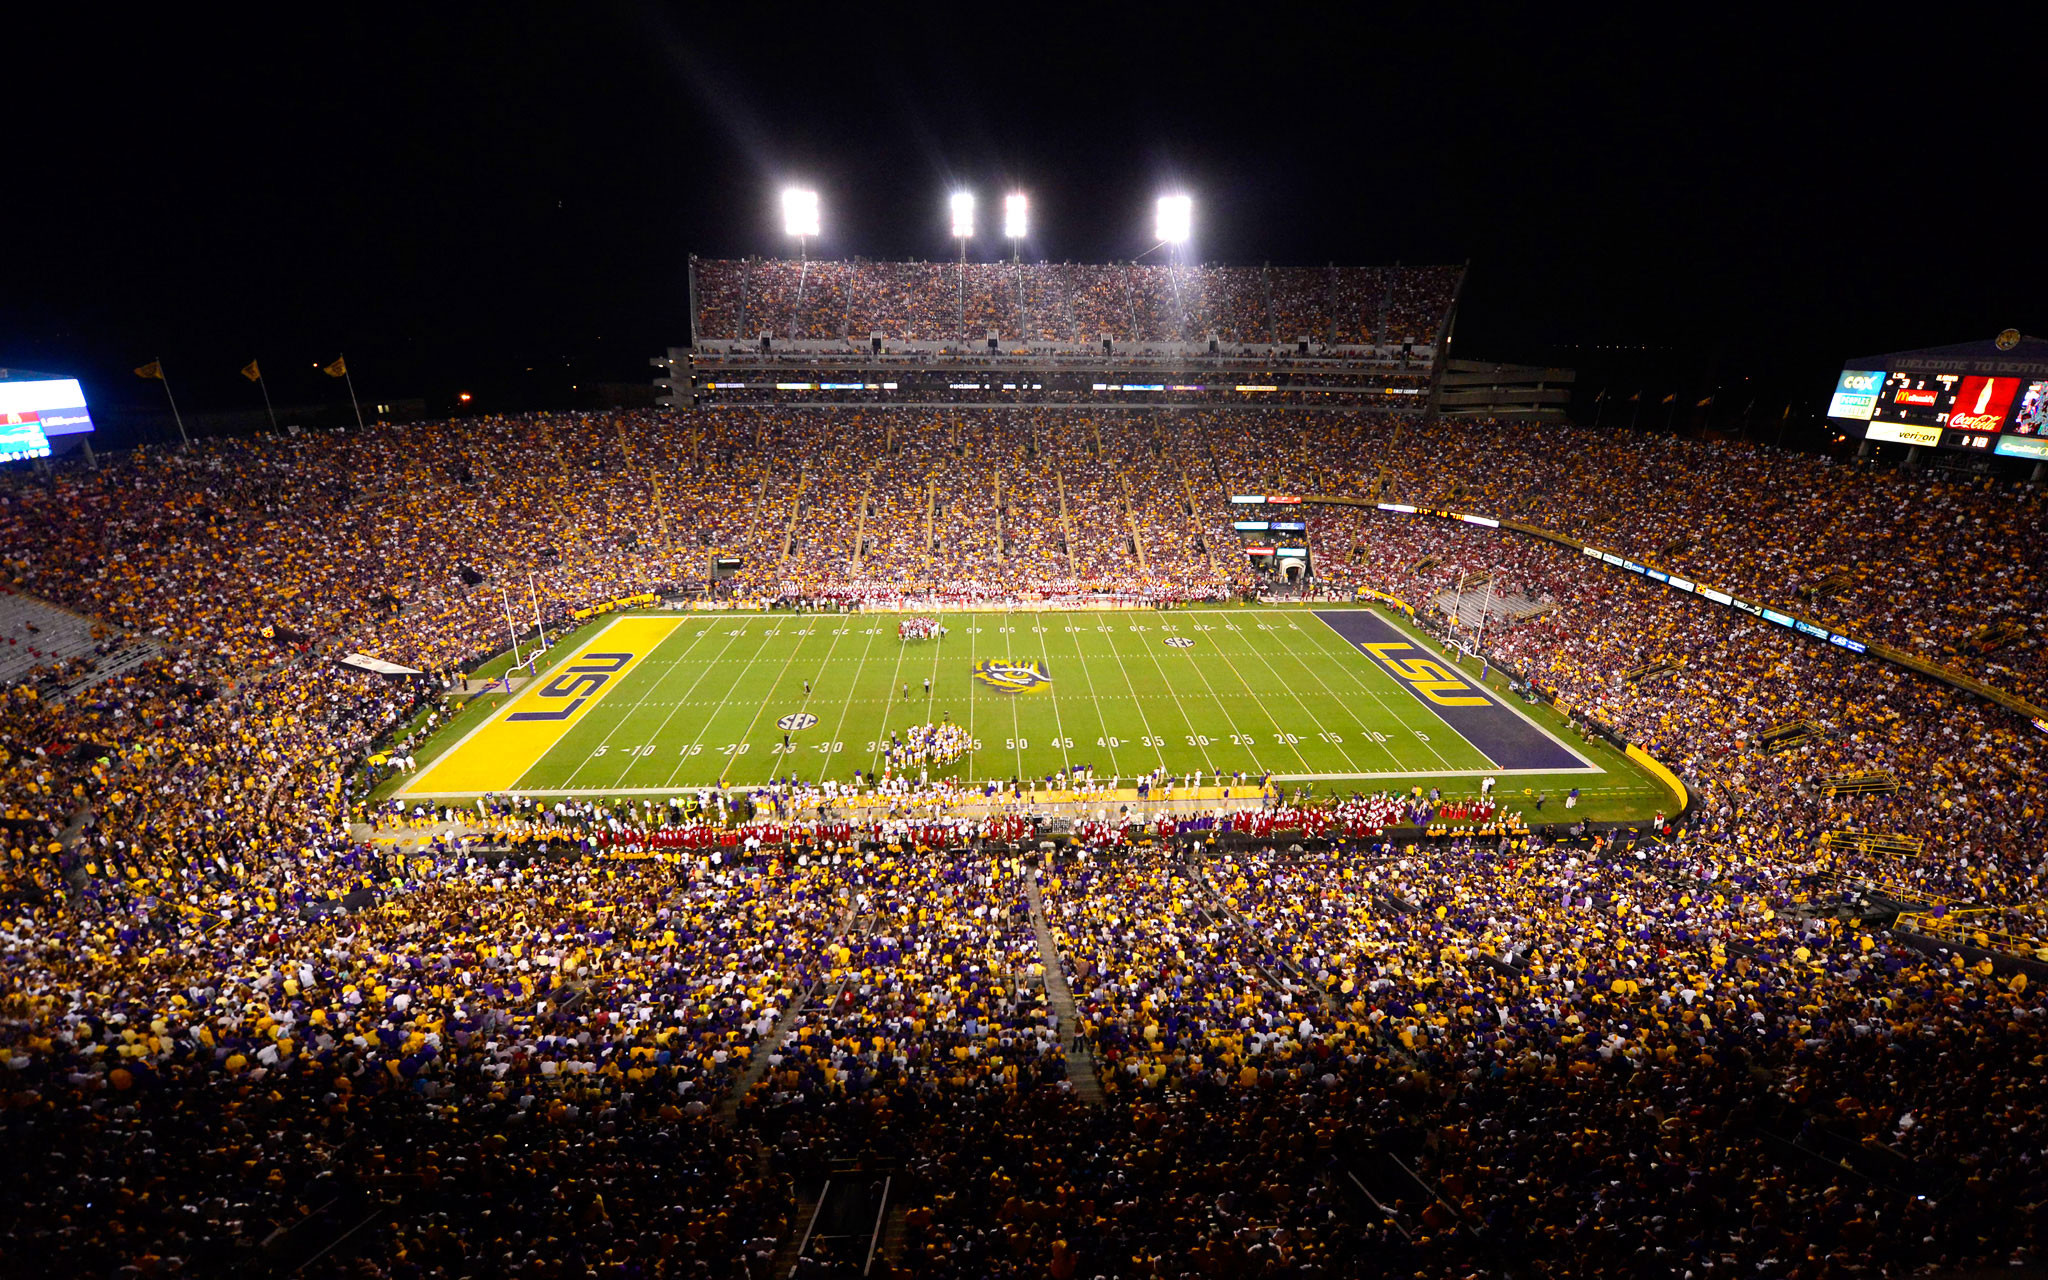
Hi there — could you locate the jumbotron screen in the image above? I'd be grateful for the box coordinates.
[0,378,97,463]
[1828,337,2048,459]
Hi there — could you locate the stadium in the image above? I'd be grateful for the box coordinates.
[7,19,2048,1280]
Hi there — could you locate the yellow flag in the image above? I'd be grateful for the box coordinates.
[322,357,348,378]
[241,360,261,382]
[134,360,164,380]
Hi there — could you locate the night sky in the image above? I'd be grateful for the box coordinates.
[11,7,2042,445]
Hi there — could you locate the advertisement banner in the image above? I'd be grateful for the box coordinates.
[1826,369,1883,421]
[1866,423,1944,446]
[1945,376,2019,433]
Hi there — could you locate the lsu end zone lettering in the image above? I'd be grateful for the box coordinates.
[404,616,682,795]
[1360,643,1488,707]
[1314,609,1595,772]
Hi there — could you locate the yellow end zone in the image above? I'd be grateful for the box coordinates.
[400,615,684,796]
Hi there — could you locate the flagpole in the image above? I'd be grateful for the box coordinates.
[528,573,549,650]
[257,372,278,431]
[158,358,191,448]
[341,355,365,429]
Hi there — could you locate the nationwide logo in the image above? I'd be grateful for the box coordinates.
[776,712,819,731]
[1163,636,1196,648]
[971,659,1052,693]
[1946,376,2018,433]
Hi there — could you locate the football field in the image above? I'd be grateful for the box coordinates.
[398,607,1655,809]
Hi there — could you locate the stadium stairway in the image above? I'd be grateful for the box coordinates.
[719,894,861,1124]
[1023,874,1104,1105]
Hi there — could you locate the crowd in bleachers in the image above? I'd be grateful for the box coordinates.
[0,401,2045,1274]
[691,259,1463,346]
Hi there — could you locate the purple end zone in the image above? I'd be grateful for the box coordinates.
[1314,610,1592,771]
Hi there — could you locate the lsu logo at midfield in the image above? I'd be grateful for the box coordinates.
[1361,642,1489,707]
[971,658,1053,693]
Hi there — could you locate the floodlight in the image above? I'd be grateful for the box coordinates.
[950,191,975,239]
[782,188,820,238]
[1004,193,1028,239]
[1156,194,1192,244]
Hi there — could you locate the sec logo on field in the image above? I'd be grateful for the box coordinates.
[1163,636,1196,647]
[777,712,819,731]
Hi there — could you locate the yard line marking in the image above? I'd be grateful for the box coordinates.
[1234,614,1408,773]
[651,621,784,789]
[1121,621,1234,777]
[1035,612,1075,779]
[1064,613,1125,778]
[1156,619,1304,774]
[816,619,881,785]
[1291,610,1463,771]
[723,620,838,787]
[1089,614,1171,774]
[586,617,730,789]
[862,619,918,780]
[1200,615,1376,777]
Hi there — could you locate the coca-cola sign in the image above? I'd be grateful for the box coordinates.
[1945,377,2018,433]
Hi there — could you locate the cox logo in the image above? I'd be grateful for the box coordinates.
[1839,371,1881,392]
[507,652,631,722]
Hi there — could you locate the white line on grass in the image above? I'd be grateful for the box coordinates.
[1232,614,1410,773]
[588,620,730,789]
[1089,615,1171,774]
[1064,614,1125,779]
[861,619,919,780]
[815,619,881,785]
[649,622,785,790]
[1124,621,1238,778]
[722,620,836,785]
[1201,616,1377,776]
[1035,612,1075,779]
[1155,618,1307,774]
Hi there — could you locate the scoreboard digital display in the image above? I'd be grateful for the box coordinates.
[1829,335,2048,458]
[0,378,96,463]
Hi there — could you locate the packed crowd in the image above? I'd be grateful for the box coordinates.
[691,259,1462,346]
[0,401,2044,1274]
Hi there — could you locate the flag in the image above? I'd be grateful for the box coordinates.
[1696,394,1714,407]
[322,357,348,378]
[135,360,164,380]
[1659,392,1675,404]
[241,360,262,382]
[1626,392,1640,402]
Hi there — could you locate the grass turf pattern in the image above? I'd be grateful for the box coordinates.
[398,607,1664,819]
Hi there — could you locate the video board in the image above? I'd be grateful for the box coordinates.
[0,378,96,463]
[1828,337,2048,458]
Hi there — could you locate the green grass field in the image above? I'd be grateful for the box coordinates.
[390,606,1669,821]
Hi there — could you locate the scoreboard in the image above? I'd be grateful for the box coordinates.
[1828,334,2048,459]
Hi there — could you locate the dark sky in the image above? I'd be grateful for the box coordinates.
[10,6,2042,442]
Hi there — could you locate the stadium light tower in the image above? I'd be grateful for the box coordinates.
[1155,194,1192,247]
[782,187,820,260]
[950,191,975,263]
[1004,192,1027,263]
